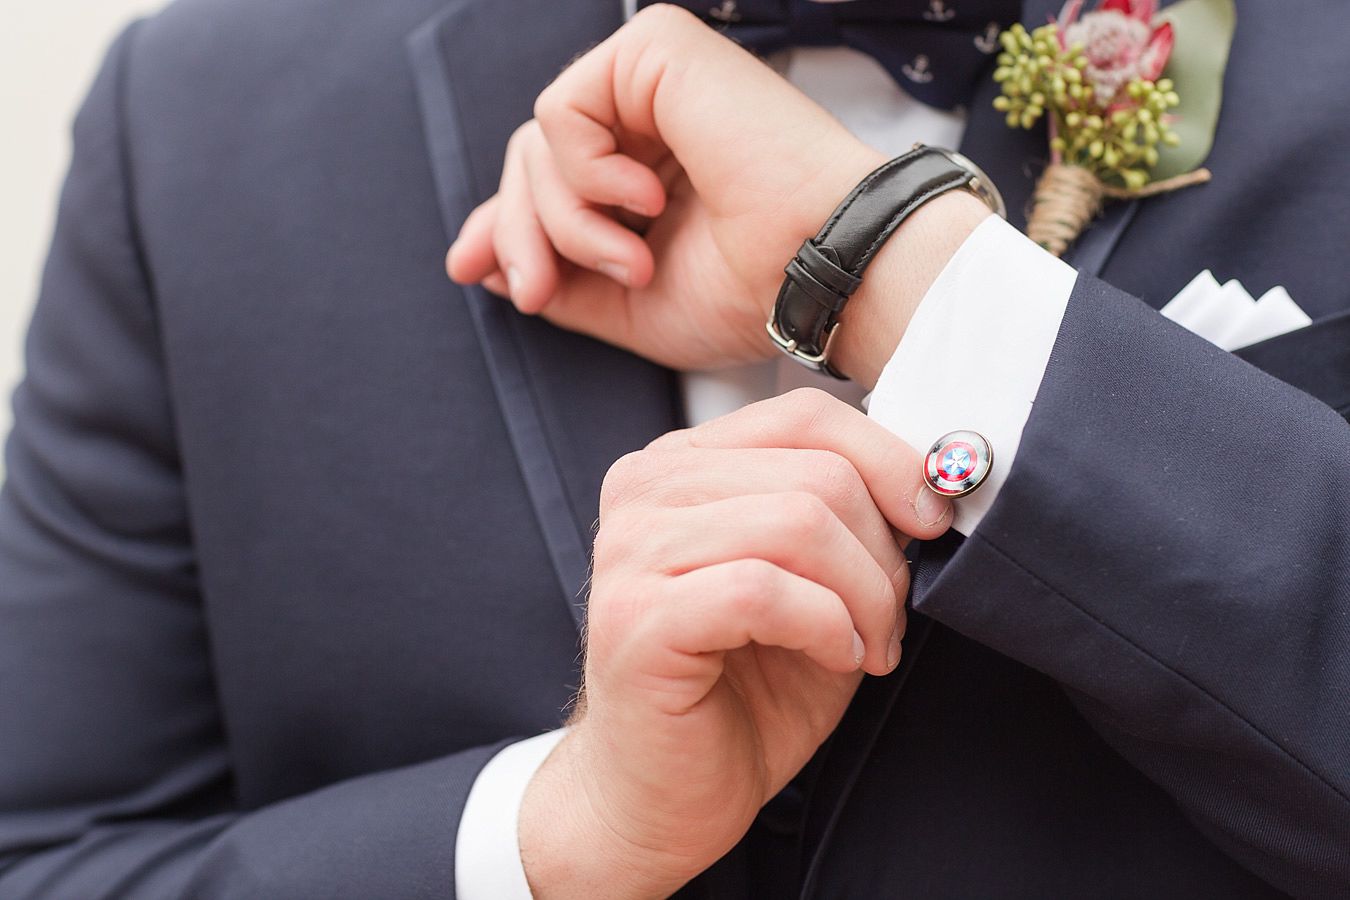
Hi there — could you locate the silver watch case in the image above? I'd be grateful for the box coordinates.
[929,145,1007,219]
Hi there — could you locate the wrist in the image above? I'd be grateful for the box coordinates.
[763,144,994,390]
[830,189,991,389]
[519,728,696,899]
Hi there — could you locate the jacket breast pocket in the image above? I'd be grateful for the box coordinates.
[1236,309,1350,419]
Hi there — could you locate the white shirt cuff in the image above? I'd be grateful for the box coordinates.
[867,215,1079,536]
[455,729,568,900]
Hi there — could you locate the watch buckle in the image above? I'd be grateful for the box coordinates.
[765,319,841,372]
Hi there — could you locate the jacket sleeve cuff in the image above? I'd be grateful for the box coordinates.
[867,215,1078,535]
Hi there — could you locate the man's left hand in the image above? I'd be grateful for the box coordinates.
[446,4,987,382]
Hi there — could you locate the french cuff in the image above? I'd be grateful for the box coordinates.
[868,215,1078,535]
[455,729,568,900]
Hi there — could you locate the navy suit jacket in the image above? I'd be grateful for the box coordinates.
[1,0,1347,897]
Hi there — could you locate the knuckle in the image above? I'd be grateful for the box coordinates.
[547,221,594,262]
[600,450,653,511]
[723,559,780,615]
[585,576,641,653]
[520,120,546,156]
[822,591,854,637]
[504,121,529,153]
[645,428,692,452]
[782,387,836,429]
[777,491,835,542]
[505,120,536,156]
[590,511,632,570]
[631,3,698,31]
[600,449,682,513]
[533,84,565,127]
[810,451,864,510]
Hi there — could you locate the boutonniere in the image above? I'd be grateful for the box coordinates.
[993,0,1236,256]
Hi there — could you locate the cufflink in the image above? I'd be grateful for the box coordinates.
[923,430,993,498]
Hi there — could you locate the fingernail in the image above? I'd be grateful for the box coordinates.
[597,260,630,286]
[506,266,524,298]
[887,628,902,670]
[623,199,652,217]
[913,486,951,529]
[851,631,865,668]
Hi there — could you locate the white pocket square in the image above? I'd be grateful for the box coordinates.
[1160,271,1312,352]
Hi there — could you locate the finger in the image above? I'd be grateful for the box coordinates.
[664,388,953,540]
[534,56,667,216]
[482,271,509,297]
[601,446,906,589]
[491,134,562,313]
[446,196,501,284]
[645,559,864,679]
[631,494,902,674]
[523,134,654,289]
[600,447,909,666]
[536,5,852,214]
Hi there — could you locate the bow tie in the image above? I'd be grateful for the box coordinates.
[638,0,1022,110]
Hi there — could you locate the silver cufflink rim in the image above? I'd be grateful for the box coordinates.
[923,430,994,498]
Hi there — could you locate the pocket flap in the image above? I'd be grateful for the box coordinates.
[1236,309,1350,418]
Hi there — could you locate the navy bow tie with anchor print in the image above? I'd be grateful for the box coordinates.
[639,0,1023,110]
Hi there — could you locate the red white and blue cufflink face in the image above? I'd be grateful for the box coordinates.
[923,430,993,498]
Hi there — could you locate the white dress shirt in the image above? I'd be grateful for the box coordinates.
[455,13,1311,899]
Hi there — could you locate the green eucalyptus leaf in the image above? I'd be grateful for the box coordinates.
[1151,0,1236,180]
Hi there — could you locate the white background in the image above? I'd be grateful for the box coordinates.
[0,1,166,476]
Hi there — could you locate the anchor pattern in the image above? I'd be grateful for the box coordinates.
[923,1,957,23]
[708,0,741,24]
[637,0,1022,111]
[902,54,935,84]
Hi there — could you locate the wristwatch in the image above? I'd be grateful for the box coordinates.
[766,144,1006,378]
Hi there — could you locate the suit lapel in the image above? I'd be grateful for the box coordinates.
[406,0,681,630]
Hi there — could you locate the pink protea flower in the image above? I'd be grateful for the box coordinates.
[1057,0,1174,102]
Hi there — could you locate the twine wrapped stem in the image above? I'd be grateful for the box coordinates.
[1027,163,1213,257]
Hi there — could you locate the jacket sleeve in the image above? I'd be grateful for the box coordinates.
[0,23,506,899]
[914,273,1350,898]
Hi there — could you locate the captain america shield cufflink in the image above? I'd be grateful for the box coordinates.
[923,430,993,498]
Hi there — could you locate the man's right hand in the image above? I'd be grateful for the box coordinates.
[518,389,953,897]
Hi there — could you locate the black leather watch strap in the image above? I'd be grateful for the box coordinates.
[768,145,996,378]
